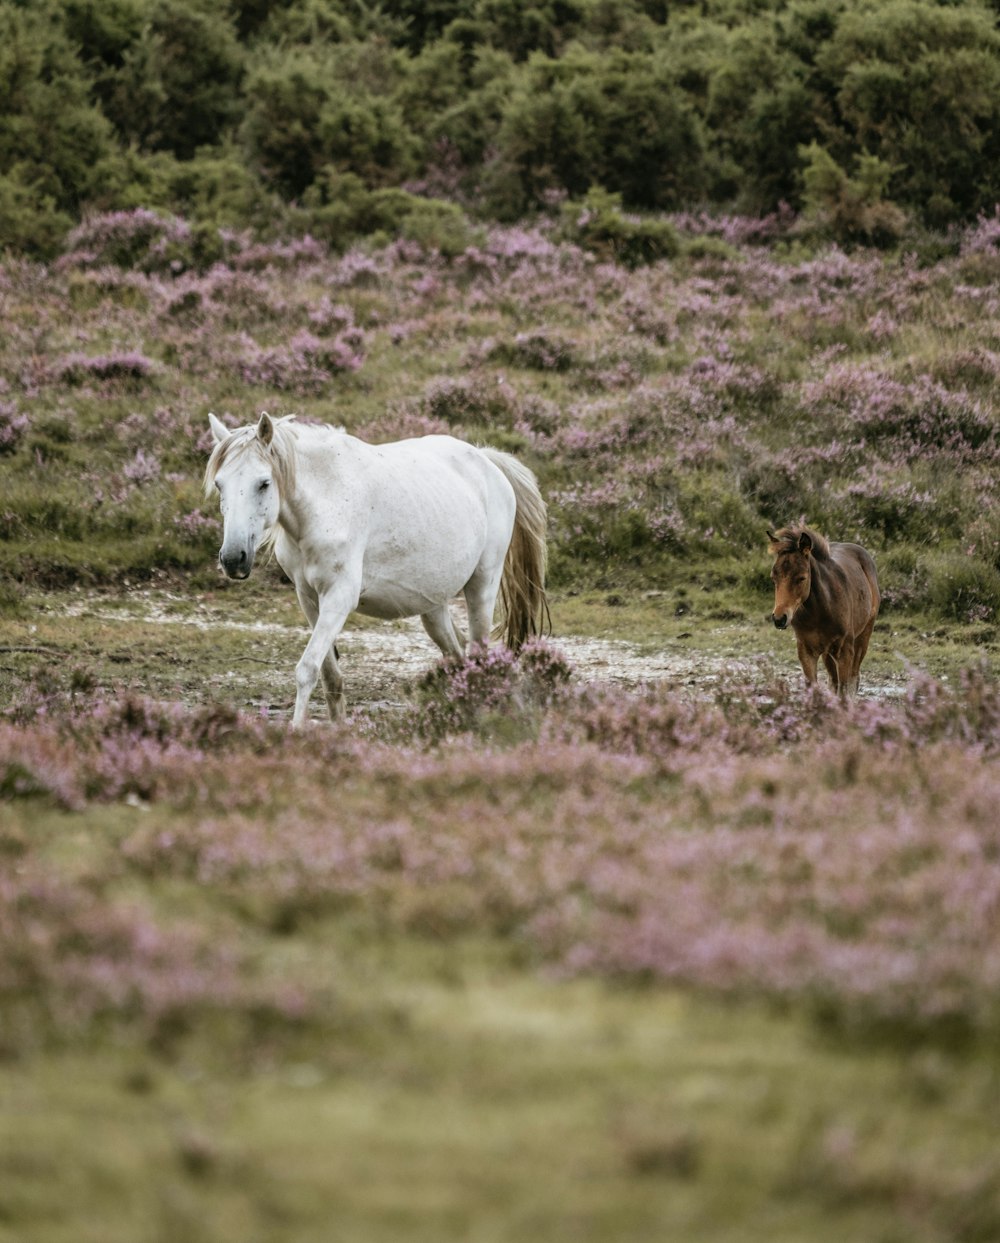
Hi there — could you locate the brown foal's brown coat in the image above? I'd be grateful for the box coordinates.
[767,525,880,695]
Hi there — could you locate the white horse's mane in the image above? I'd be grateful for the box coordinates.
[204,414,318,501]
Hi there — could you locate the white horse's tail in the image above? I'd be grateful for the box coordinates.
[480,448,550,650]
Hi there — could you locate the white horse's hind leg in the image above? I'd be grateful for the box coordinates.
[467,579,504,646]
[463,571,503,647]
[463,484,514,647]
[420,605,465,657]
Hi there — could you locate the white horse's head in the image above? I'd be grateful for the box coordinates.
[205,411,283,580]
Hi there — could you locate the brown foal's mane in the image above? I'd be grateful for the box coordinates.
[768,524,831,560]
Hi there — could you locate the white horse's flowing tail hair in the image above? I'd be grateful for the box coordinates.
[480,447,550,650]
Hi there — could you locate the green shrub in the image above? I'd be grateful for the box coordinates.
[927,555,1000,624]
[476,0,586,61]
[0,2,115,247]
[142,148,278,234]
[675,472,761,555]
[698,23,818,211]
[797,143,908,247]
[560,187,679,267]
[102,0,246,159]
[59,0,149,116]
[682,235,740,263]
[297,174,473,253]
[390,195,476,256]
[240,42,418,199]
[0,171,72,257]
[877,546,928,615]
[739,458,812,529]
[488,47,705,216]
[814,0,1000,226]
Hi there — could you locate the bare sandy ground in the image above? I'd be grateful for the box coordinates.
[59,590,905,719]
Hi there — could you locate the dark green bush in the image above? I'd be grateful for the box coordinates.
[475,0,587,61]
[0,2,115,241]
[240,42,418,199]
[391,194,476,255]
[3,0,1000,249]
[0,172,72,257]
[486,48,705,216]
[85,145,280,238]
[102,0,246,159]
[698,24,818,211]
[296,173,472,253]
[814,0,1000,226]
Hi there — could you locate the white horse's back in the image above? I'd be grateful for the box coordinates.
[205,414,548,724]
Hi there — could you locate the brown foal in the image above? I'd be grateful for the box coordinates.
[767,525,880,695]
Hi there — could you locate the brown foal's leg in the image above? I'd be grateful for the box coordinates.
[796,637,819,686]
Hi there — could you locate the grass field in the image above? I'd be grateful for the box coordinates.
[2,208,1000,1240]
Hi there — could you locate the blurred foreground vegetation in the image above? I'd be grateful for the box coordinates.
[3,632,1000,1240]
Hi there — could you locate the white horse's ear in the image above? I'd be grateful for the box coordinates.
[257,411,274,447]
[208,412,230,445]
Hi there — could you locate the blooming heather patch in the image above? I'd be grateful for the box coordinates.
[56,351,159,388]
[0,695,285,809]
[484,330,578,373]
[58,209,195,273]
[419,374,522,428]
[234,328,364,392]
[6,209,1000,613]
[231,235,328,271]
[960,208,1000,259]
[410,639,574,740]
[115,683,1000,1042]
[158,265,286,325]
[670,208,795,246]
[800,364,1000,465]
[545,755,1000,1040]
[7,671,1000,1046]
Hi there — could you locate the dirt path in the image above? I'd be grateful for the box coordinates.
[54,590,905,720]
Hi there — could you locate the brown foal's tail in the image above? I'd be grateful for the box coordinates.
[480,448,550,649]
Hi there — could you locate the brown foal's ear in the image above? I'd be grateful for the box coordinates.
[256,410,274,447]
[798,531,813,554]
[766,529,776,543]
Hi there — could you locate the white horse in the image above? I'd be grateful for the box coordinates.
[205,412,549,726]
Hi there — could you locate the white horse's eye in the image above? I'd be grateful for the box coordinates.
[258,479,270,491]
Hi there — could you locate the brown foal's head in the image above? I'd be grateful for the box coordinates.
[767,529,813,630]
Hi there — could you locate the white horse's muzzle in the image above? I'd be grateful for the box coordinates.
[220,538,255,579]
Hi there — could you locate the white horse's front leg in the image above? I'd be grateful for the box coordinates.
[294,582,345,723]
[292,589,354,728]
